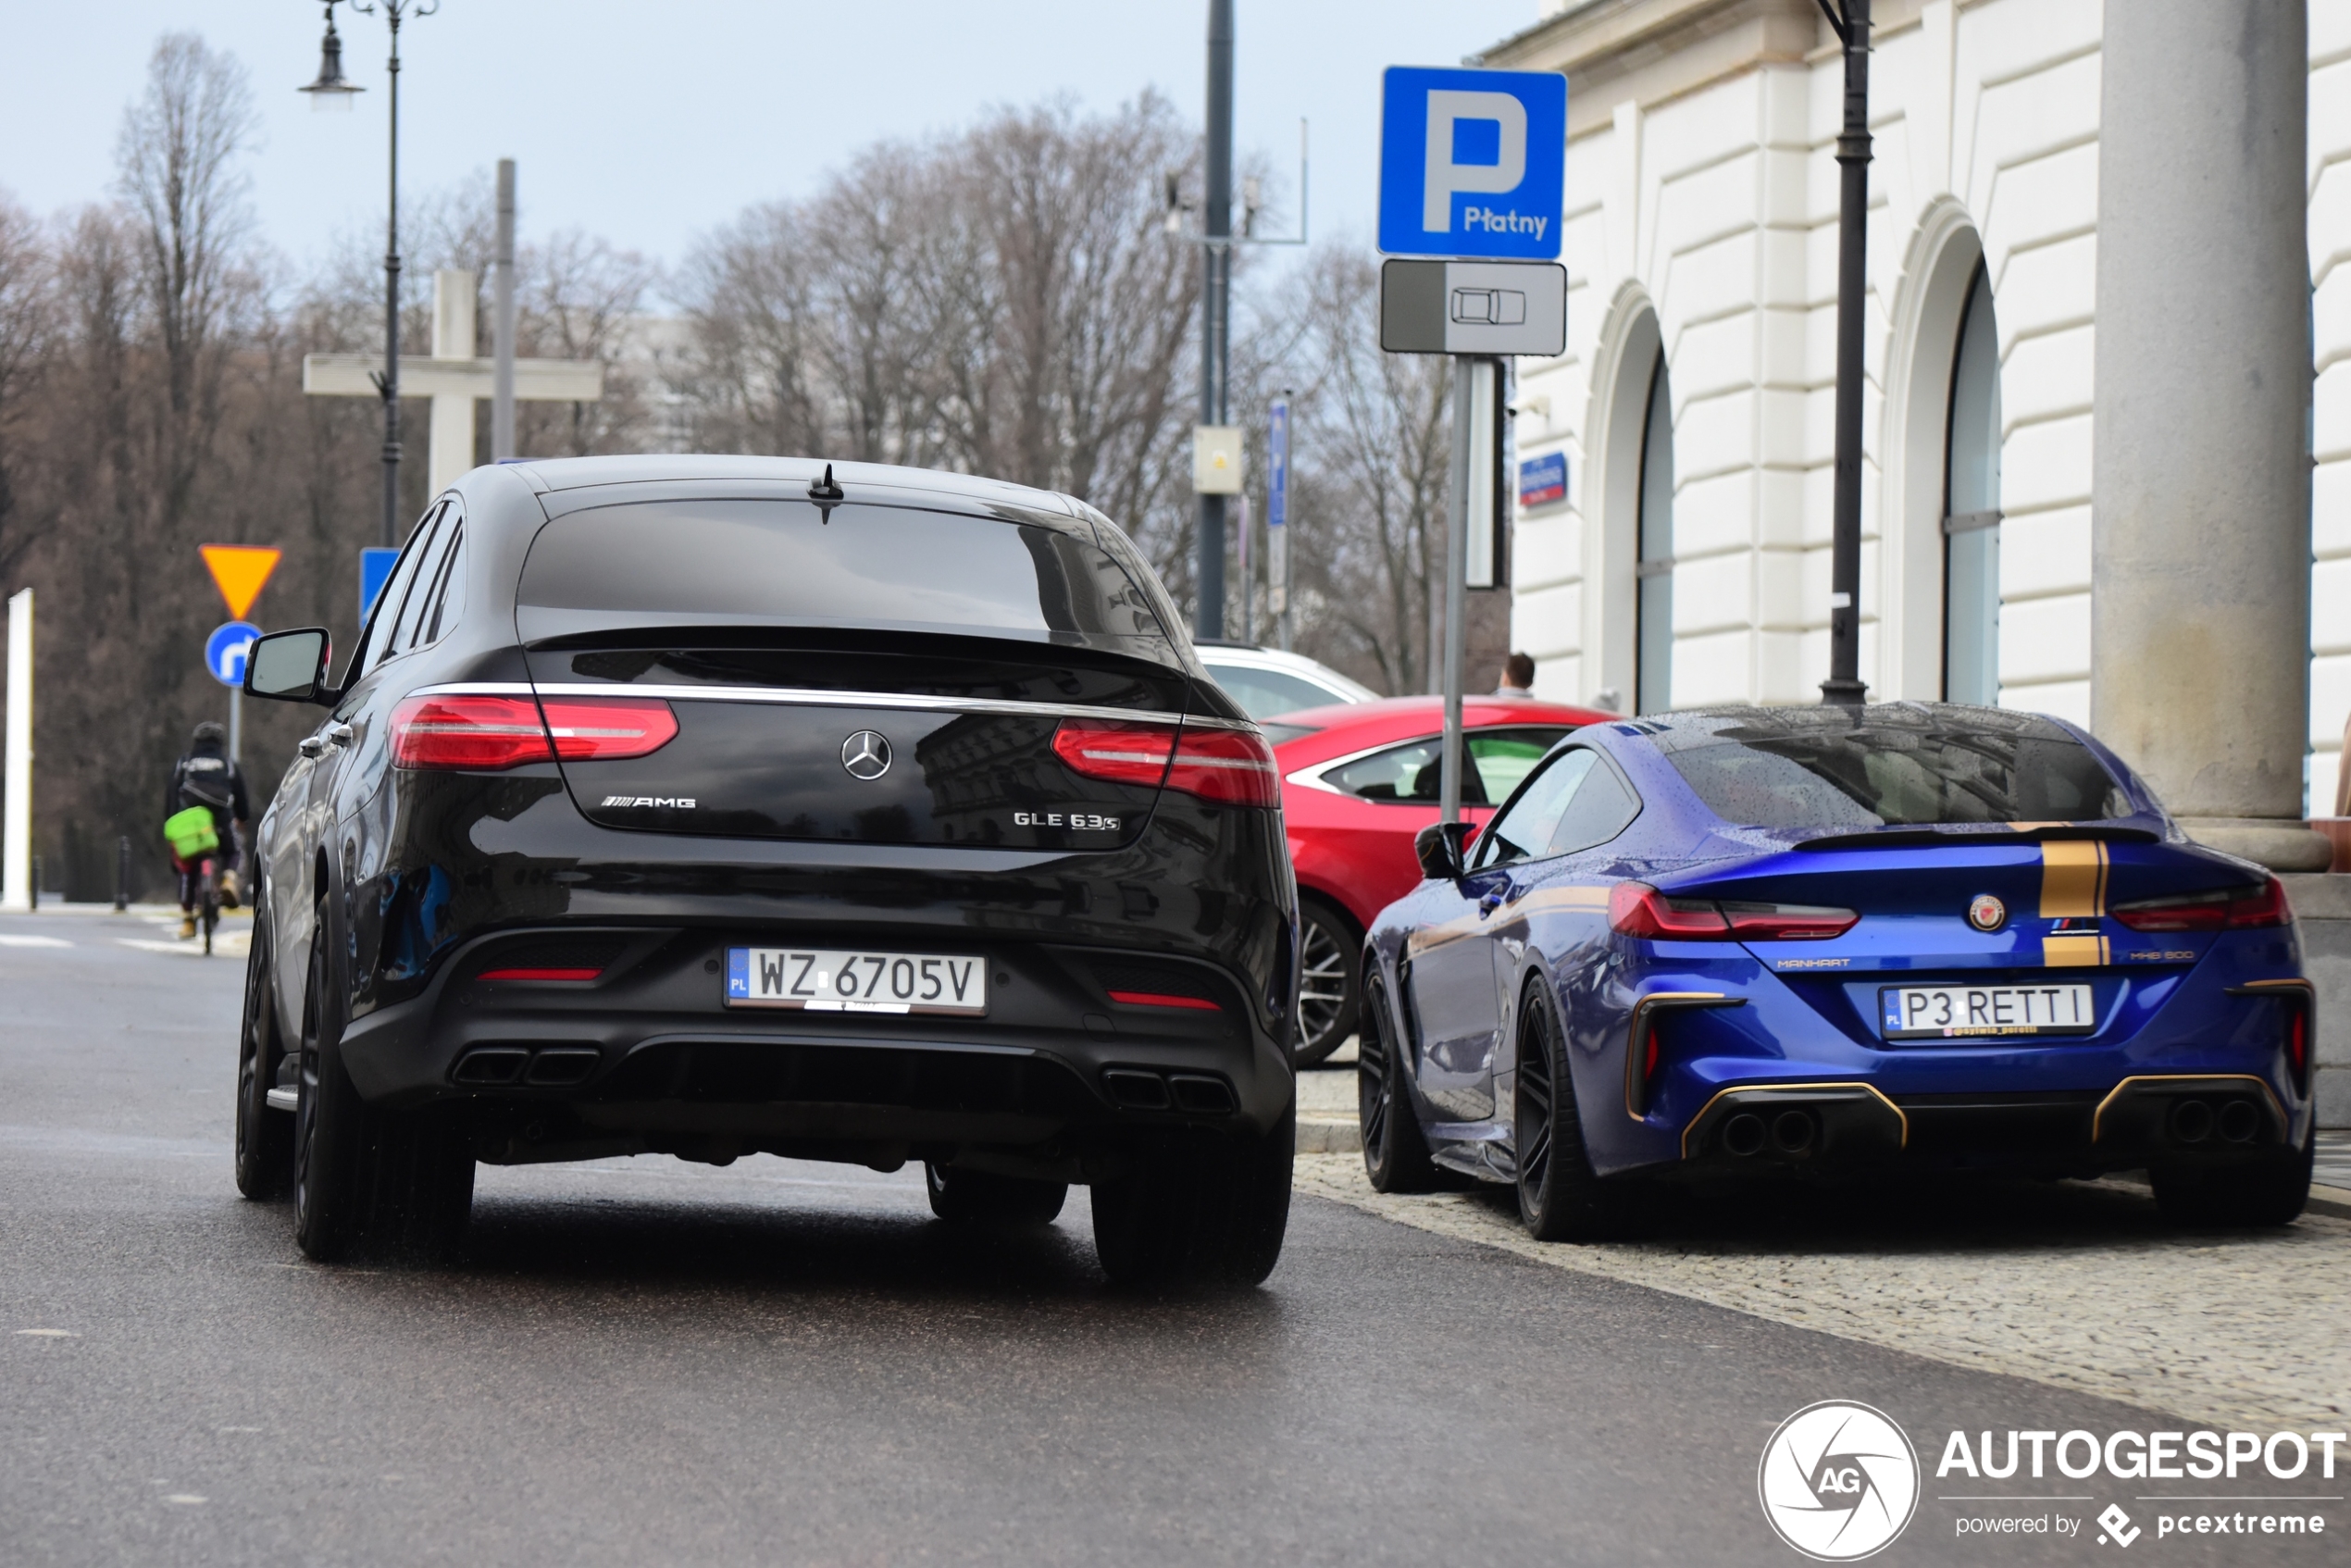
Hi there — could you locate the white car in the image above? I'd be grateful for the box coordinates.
[1196,642,1377,720]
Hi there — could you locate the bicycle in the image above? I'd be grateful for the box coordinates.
[163,806,229,956]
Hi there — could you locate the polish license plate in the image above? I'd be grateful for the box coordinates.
[726,948,987,1016]
[1880,983,2096,1039]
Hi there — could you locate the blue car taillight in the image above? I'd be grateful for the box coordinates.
[2112,876,2289,932]
[1609,882,1859,941]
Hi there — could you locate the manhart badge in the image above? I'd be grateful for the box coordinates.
[1758,1401,1920,1561]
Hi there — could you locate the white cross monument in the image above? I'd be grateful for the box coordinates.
[302,268,605,494]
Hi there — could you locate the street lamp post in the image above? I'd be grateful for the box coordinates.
[1817,0,1870,706]
[301,0,438,551]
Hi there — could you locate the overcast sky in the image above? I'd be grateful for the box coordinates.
[0,1,1538,300]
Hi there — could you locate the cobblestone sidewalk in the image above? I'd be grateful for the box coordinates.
[1295,1152,2351,1432]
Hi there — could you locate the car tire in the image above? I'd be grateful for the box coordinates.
[293,927,373,1262]
[925,1163,1068,1226]
[2150,1126,2314,1228]
[1359,967,1437,1193]
[1089,1102,1294,1289]
[233,894,293,1200]
[1514,983,1645,1242]
[292,917,476,1263]
[1292,899,1362,1068]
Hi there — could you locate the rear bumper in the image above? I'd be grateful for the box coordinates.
[336,924,1293,1178]
[1676,1073,2296,1177]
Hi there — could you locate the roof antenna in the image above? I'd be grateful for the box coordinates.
[808,463,845,503]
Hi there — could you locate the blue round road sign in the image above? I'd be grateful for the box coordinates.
[206,620,261,688]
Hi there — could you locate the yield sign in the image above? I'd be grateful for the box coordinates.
[199,544,282,620]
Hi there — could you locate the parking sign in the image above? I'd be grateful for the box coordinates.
[1379,68,1565,259]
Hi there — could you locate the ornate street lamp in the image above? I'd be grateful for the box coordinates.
[299,0,438,550]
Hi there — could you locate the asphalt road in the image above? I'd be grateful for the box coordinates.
[2,907,2339,1567]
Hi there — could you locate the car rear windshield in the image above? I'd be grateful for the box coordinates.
[1651,707,2132,830]
[517,500,1166,642]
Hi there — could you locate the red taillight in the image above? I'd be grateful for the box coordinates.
[2288,1003,2309,1086]
[1609,882,1859,941]
[1051,721,1175,788]
[390,693,677,772]
[1717,902,1862,941]
[1052,720,1279,807]
[1610,883,1728,938]
[2112,877,2290,932]
[392,695,554,770]
[539,697,678,761]
[1107,989,1222,1012]
[476,966,603,982]
[1166,725,1280,806]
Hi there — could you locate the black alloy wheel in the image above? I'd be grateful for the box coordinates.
[292,925,367,1261]
[292,915,476,1263]
[1513,984,1641,1242]
[232,893,292,1199]
[924,1163,1068,1226]
[1088,1101,1294,1289]
[2150,1125,2315,1228]
[1292,900,1362,1067]
[1358,967,1436,1193]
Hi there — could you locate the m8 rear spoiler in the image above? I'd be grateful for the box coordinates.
[1790,825,2163,852]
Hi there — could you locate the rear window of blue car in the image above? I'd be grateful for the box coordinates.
[1650,707,2132,829]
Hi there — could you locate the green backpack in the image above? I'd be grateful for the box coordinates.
[163,805,220,860]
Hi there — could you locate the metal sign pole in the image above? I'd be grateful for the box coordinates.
[1439,355,1473,827]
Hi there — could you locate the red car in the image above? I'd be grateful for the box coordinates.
[1268,695,1616,1064]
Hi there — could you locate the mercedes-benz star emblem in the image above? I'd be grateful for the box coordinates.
[841,730,892,780]
[1967,893,2007,932]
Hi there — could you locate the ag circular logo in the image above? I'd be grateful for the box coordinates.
[1966,892,2007,932]
[1757,1400,1919,1561]
[840,729,892,781]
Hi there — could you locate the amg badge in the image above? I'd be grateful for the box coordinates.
[602,795,696,809]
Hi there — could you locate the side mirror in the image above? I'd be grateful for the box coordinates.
[1413,820,1474,882]
[244,628,334,704]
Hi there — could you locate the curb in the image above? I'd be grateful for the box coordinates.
[1297,1118,1362,1154]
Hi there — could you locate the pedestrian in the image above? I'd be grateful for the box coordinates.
[164,720,251,940]
[1494,651,1536,699]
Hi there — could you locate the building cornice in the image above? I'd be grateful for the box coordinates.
[1481,0,1924,137]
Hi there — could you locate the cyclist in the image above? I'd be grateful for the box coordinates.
[165,721,251,940]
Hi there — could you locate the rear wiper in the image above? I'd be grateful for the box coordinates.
[1791,824,2160,852]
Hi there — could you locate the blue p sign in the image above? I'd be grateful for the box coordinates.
[1379,68,1565,260]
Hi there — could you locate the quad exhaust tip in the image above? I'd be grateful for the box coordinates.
[1721,1108,1819,1158]
[2169,1097,2263,1145]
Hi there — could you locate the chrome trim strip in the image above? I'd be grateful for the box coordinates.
[409,681,1258,731]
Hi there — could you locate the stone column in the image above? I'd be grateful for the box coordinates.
[2090,0,2327,871]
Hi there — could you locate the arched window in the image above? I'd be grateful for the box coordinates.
[1636,351,1674,714]
[1944,266,2000,703]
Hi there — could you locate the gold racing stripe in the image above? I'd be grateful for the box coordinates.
[2038,840,2108,917]
[2039,840,2110,966]
[2041,933,2110,967]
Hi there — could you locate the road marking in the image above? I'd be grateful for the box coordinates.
[162,1495,206,1505]
[15,1328,78,1338]
[1293,1153,2351,1432]
[218,1426,262,1434]
[0,934,71,948]
[117,934,250,957]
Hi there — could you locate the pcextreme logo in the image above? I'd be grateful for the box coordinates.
[1759,1400,1922,1561]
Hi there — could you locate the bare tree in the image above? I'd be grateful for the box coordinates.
[0,195,52,584]
[675,93,1202,590]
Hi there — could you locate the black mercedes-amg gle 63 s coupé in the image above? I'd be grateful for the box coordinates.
[235,456,1297,1286]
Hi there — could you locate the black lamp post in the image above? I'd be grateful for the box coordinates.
[1817,0,1871,706]
[301,0,438,551]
